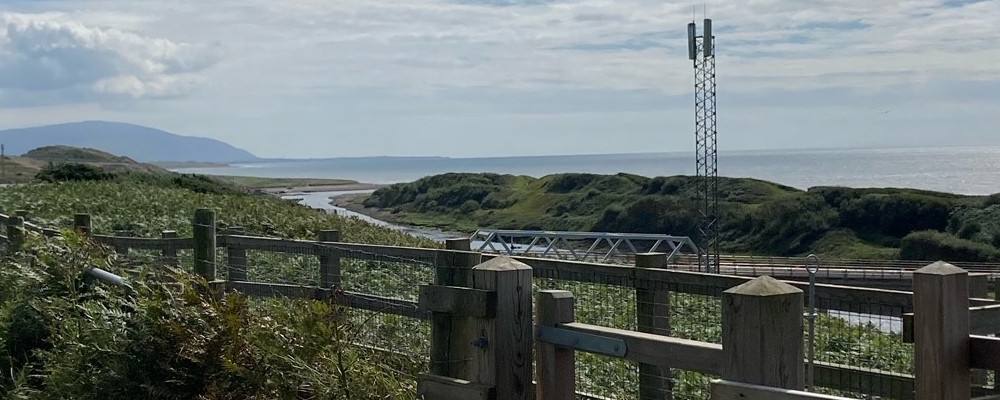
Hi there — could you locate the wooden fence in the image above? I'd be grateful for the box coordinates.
[5,208,1000,399]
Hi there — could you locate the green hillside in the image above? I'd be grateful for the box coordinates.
[0,145,169,183]
[361,172,1000,261]
[24,145,135,163]
[0,173,434,399]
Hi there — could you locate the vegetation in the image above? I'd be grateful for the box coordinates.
[35,163,114,183]
[0,168,920,398]
[362,172,1000,260]
[23,146,134,163]
[208,175,358,189]
[0,231,419,399]
[0,146,167,184]
[899,230,999,262]
[0,176,433,247]
[0,168,438,398]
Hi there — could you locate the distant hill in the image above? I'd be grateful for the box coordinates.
[25,146,135,163]
[0,121,258,163]
[0,145,167,183]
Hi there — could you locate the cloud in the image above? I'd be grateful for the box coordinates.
[3,0,999,99]
[1,0,999,158]
[0,12,221,103]
[113,0,995,98]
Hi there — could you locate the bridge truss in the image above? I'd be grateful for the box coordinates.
[470,229,700,264]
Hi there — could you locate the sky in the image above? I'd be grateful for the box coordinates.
[0,0,998,158]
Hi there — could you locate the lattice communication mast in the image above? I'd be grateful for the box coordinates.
[688,19,719,273]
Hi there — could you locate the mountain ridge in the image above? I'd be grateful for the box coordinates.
[0,121,258,163]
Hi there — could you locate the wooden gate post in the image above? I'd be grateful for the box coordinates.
[537,290,576,400]
[470,256,534,400]
[73,213,92,236]
[193,209,217,281]
[429,246,481,377]
[722,276,804,389]
[913,261,970,400]
[636,252,671,400]
[227,226,247,282]
[318,230,341,288]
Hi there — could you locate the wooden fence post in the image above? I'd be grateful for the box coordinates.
[193,209,217,281]
[318,230,341,288]
[7,215,23,251]
[161,230,178,266]
[445,238,475,286]
[446,238,471,251]
[722,276,804,389]
[227,226,247,282]
[73,213,92,236]
[537,290,575,400]
[469,256,533,400]
[913,261,970,400]
[13,210,27,220]
[636,252,671,400]
[430,246,481,377]
[113,230,131,255]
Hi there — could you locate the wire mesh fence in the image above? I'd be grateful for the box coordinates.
[811,297,914,398]
[660,283,728,399]
[30,222,1000,399]
[339,252,435,361]
[536,275,638,399]
[532,272,732,399]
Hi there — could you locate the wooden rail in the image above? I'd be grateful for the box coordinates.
[11,210,1000,399]
[711,380,855,400]
[221,235,439,263]
[490,254,998,317]
[92,235,195,251]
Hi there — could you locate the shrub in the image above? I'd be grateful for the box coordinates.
[742,194,837,255]
[459,199,480,214]
[985,193,1000,207]
[118,173,244,195]
[957,222,982,240]
[35,163,112,183]
[592,196,701,237]
[545,174,598,193]
[838,193,952,237]
[899,230,999,262]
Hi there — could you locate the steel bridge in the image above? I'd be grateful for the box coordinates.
[470,229,700,264]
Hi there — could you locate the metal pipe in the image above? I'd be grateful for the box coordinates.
[85,267,133,292]
[804,254,820,391]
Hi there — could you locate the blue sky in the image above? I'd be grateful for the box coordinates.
[0,0,998,158]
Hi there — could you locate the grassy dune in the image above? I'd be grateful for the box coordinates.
[360,172,1000,260]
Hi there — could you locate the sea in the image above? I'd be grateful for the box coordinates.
[171,146,1000,195]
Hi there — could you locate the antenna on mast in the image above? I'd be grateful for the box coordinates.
[686,18,719,273]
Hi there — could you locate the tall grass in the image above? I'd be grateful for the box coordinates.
[0,232,421,399]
